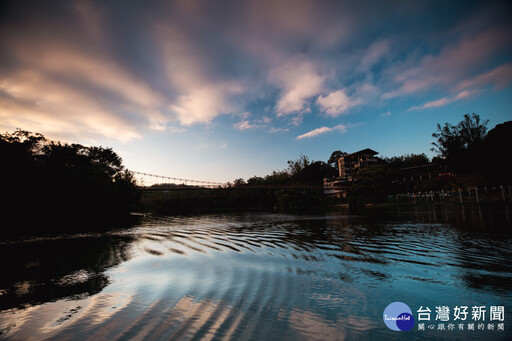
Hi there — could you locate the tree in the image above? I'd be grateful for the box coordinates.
[384,153,430,169]
[484,120,512,146]
[264,170,291,185]
[480,120,512,184]
[328,150,347,175]
[0,128,46,154]
[1,129,139,233]
[284,155,337,184]
[287,154,310,177]
[88,146,123,176]
[350,164,398,204]
[247,176,265,185]
[297,161,337,184]
[431,113,488,171]
[328,150,347,165]
[431,113,488,156]
[457,113,489,147]
[233,178,246,187]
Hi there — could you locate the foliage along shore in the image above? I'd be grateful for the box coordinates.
[2,113,510,235]
[225,113,511,206]
[1,129,139,236]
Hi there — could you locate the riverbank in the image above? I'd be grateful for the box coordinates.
[138,187,334,214]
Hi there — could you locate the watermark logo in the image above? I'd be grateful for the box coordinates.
[416,305,505,331]
[383,302,415,331]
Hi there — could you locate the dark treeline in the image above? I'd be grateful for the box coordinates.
[139,188,277,214]
[2,113,509,228]
[229,113,511,205]
[229,155,338,211]
[231,154,336,188]
[229,153,397,207]
[382,153,430,169]
[431,114,511,183]
[141,155,339,214]
[0,129,139,235]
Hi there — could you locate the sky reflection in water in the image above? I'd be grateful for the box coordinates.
[1,207,511,340]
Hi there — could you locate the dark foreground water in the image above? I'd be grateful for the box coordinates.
[1,206,511,340]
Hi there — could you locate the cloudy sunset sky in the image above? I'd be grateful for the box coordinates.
[1,0,511,182]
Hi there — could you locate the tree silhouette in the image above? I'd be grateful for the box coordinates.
[1,129,139,235]
[327,150,347,174]
[383,153,430,169]
[287,154,310,177]
[350,164,398,204]
[480,120,512,184]
[431,113,488,171]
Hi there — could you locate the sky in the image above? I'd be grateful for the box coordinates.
[1,0,511,183]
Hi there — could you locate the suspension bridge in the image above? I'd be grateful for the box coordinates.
[130,171,228,189]
[129,170,512,204]
[129,170,334,191]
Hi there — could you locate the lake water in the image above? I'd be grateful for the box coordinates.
[1,206,511,340]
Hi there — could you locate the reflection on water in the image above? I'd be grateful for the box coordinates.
[0,235,133,312]
[1,206,511,340]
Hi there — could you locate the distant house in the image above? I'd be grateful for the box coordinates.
[324,148,380,197]
[398,163,440,182]
[396,163,444,192]
[337,148,379,179]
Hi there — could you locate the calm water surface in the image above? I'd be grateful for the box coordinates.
[1,206,511,340]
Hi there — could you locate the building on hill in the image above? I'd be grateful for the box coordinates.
[337,148,379,179]
[324,148,381,198]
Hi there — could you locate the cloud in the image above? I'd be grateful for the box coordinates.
[454,89,478,100]
[166,126,187,133]
[233,116,288,133]
[316,90,358,116]
[233,120,262,130]
[0,1,250,141]
[0,0,511,144]
[157,24,244,126]
[357,40,390,71]
[0,36,171,141]
[408,89,479,111]
[296,124,348,139]
[269,57,325,116]
[257,116,272,124]
[239,112,252,120]
[456,62,512,90]
[421,97,452,109]
[171,86,236,126]
[0,35,172,140]
[0,70,143,142]
[269,127,289,133]
[382,26,512,99]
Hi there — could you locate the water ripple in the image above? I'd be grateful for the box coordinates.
[1,211,512,340]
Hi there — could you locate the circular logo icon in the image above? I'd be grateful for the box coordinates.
[383,302,415,331]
